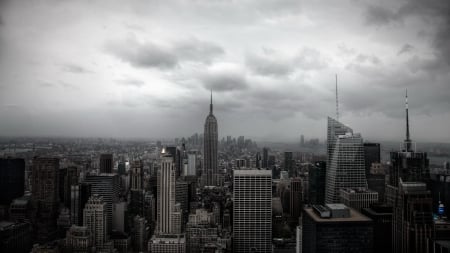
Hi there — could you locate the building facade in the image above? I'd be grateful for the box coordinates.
[203,92,218,186]
[233,169,272,253]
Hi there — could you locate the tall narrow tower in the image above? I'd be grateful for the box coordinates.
[404,89,412,152]
[203,90,218,186]
[157,151,177,235]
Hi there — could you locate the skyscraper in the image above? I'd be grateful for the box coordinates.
[325,127,368,203]
[0,158,25,206]
[262,147,269,169]
[233,169,272,253]
[99,154,113,174]
[70,182,92,226]
[31,157,60,242]
[203,91,218,186]
[131,160,144,191]
[392,182,433,253]
[84,174,120,233]
[83,195,107,247]
[388,91,429,188]
[157,152,177,235]
[387,92,432,252]
[284,151,294,176]
[290,178,303,220]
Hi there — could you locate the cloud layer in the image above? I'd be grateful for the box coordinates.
[0,0,449,142]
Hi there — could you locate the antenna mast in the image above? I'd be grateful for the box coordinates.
[336,74,339,121]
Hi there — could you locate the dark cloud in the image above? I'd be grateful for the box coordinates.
[174,38,224,64]
[365,0,450,67]
[245,52,293,77]
[245,47,327,77]
[397,43,414,55]
[200,69,249,92]
[105,37,224,69]
[365,5,398,26]
[106,39,177,69]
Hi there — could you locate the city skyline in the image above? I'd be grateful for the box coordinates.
[0,0,449,143]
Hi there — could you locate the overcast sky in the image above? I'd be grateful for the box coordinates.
[0,0,449,142]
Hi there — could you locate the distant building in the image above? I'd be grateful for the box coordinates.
[260,147,268,168]
[364,143,380,176]
[308,161,326,205]
[187,153,196,176]
[302,204,373,253]
[284,152,294,176]
[339,188,379,211]
[233,169,272,253]
[290,178,303,220]
[0,158,25,206]
[367,163,386,200]
[99,154,113,174]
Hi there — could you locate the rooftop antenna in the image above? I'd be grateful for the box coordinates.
[405,89,412,152]
[210,89,213,114]
[336,74,339,121]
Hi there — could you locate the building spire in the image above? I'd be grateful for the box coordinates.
[210,89,213,114]
[405,89,412,151]
[336,74,339,121]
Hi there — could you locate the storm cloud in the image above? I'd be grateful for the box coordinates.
[0,0,449,142]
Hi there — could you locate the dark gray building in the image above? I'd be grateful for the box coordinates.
[0,158,25,206]
[302,204,373,253]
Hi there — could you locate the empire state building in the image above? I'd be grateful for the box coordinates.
[203,91,218,186]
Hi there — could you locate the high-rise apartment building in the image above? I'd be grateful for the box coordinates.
[203,91,218,186]
[233,169,272,253]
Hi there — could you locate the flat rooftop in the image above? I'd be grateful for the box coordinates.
[234,169,271,176]
[304,207,372,223]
